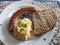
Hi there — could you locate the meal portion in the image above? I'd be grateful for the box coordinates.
[9,7,36,32]
[32,9,57,35]
[9,6,57,40]
[14,18,32,40]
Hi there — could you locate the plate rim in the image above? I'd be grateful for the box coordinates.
[0,1,56,45]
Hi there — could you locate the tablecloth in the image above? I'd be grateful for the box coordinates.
[0,1,60,45]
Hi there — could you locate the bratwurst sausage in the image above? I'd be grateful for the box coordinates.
[9,7,36,32]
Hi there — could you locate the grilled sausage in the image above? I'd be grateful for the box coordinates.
[9,7,36,32]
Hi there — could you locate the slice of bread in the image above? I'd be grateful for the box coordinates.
[32,9,57,35]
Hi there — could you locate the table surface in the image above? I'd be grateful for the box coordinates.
[0,1,60,45]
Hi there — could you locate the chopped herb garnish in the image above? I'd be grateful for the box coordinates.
[20,26,24,31]
[23,23,27,27]
[19,23,28,31]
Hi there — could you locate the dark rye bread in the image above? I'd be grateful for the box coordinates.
[32,9,57,35]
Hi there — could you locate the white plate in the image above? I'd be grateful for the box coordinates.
[0,1,58,45]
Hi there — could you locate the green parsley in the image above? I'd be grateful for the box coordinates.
[19,23,28,31]
[19,26,24,31]
[23,23,27,27]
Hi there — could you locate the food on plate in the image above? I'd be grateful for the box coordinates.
[9,7,36,32]
[9,6,57,40]
[14,18,32,40]
[32,9,57,35]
